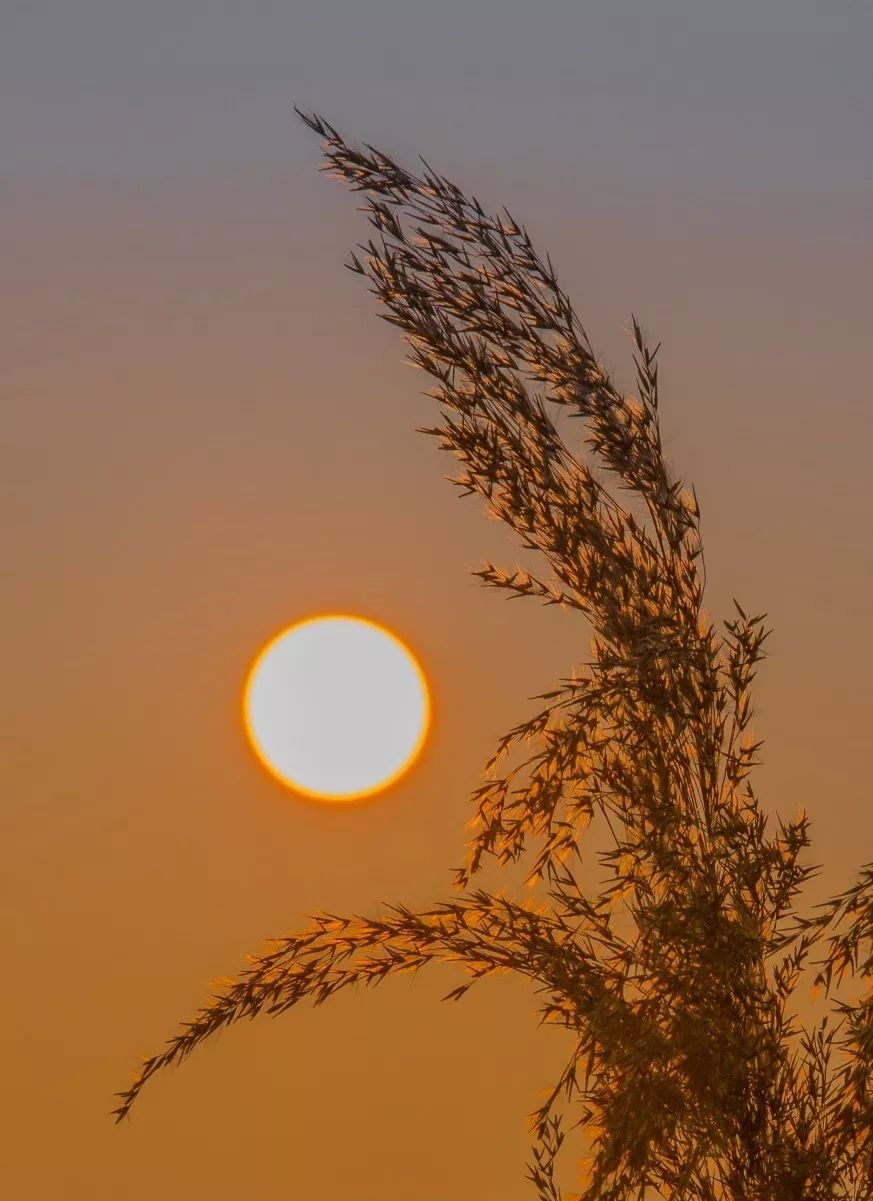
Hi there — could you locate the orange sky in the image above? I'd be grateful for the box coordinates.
[4,4,872,1199]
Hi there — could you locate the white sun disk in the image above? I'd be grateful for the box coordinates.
[243,616,430,801]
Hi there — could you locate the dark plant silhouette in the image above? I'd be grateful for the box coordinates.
[115,109,873,1201]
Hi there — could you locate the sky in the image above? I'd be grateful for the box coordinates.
[3,2,872,1198]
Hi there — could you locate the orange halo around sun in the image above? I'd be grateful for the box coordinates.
[241,613,432,803]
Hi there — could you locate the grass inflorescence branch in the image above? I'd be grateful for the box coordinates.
[114,108,873,1201]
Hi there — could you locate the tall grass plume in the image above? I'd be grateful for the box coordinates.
[114,109,873,1201]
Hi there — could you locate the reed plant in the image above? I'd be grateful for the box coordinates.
[115,109,873,1201]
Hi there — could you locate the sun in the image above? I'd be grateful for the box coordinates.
[242,614,431,802]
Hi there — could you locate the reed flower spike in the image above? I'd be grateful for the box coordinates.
[114,108,873,1201]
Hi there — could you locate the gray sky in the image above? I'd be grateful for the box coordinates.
[5,1,872,186]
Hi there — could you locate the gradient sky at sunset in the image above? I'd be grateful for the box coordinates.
[4,3,872,1198]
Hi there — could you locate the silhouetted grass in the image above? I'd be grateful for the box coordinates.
[115,108,873,1201]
